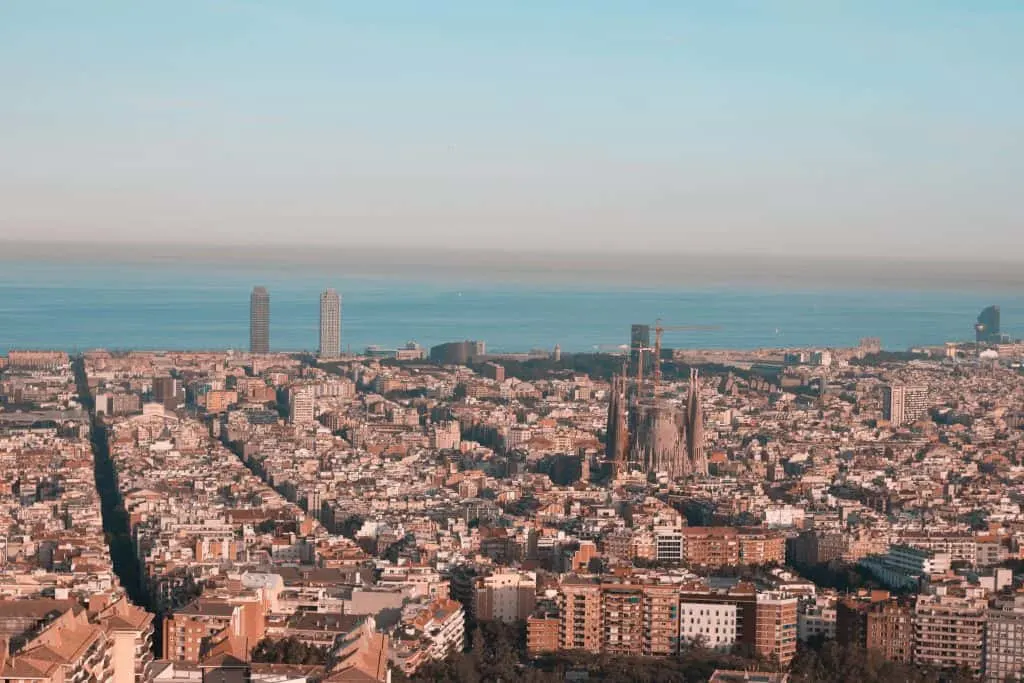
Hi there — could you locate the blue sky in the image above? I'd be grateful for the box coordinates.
[1,1,1022,257]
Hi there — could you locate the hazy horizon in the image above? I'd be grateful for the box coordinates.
[3,239,1024,292]
[2,3,1022,259]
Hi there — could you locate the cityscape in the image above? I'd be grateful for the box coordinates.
[3,2,1023,682]
[1,293,1023,682]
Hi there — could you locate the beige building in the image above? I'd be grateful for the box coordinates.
[755,592,798,666]
[558,578,602,653]
[475,571,536,623]
[914,587,986,676]
[0,596,152,683]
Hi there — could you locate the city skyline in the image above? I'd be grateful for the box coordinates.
[4,326,1024,681]
[5,4,1024,681]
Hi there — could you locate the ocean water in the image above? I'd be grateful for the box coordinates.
[0,260,1021,354]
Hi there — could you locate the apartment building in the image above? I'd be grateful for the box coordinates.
[162,599,264,663]
[755,592,798,666]
[859,545,951,591]
[642,584,680,657]
[837,593,914,664]
[680,528,785,568]
[411,598,465,661]
[797,596,836,643]
[526,614,560,656]
[866,599,914,664]
[288,386,315,425]
[556,577,685,656]
[475,570,537,623]
[679,582,759,651]
[913,587,987,676]
[680,602,737,651]
[985,594,1024,683]
[655,527,684,563]
[601,583,644,656]
[0,596,153,683]
[5,351,69,370]
[558,578,602,653]
[882,384,929,426]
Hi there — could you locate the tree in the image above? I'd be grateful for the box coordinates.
[251,636,329,664]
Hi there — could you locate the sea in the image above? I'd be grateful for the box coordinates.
[0,258,1022,355]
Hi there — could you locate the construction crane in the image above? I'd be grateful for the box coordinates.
[649,319,721,394]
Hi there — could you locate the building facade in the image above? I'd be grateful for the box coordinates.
[913,588,986,676]
[288,386,315,425]
[882,384,929,426]
[250,287,270,354]
[755,592,798,666]
[985,594,1024,683]
[319,288,341,358]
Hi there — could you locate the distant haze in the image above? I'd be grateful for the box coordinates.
[3,241,1024,292]
[1,3,1022,258]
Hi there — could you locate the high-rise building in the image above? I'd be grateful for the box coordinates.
[641,584,680,657]
[319,288,341,357]
[836,594,913,664]
[985,594,1024,683]
[558,578,602,653]
[882,384,929,426]
[526,614,560,656]
[288,386,315,425]
[601,584,644,656]
[913,588,986,676]
[474,570,537,624]
[555,578,682,657]
[250,287,270,354]
[755,592,798,666]
[630,324,651,378]
[975,305,1002,343]
[429,340,486,365]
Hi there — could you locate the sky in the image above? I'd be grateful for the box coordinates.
[1,1,1022,259]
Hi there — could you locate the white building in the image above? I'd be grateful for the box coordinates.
[679,602,737,651]
[883,384,929,426]
[289,386,315,425]
[413,598,465,661]
[655,527,684,563]
[797,596,837,642]
[860,545,951,591]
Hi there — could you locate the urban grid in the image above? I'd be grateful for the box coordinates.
[3,296,1024,683]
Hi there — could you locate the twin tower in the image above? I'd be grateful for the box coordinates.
[249,286,342,357]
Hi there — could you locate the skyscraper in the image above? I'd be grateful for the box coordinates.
[975,305,1002,343]
[882,384,929,426]
[250,287,270,354]
[319,288,341,357]
[630,324,651,378]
